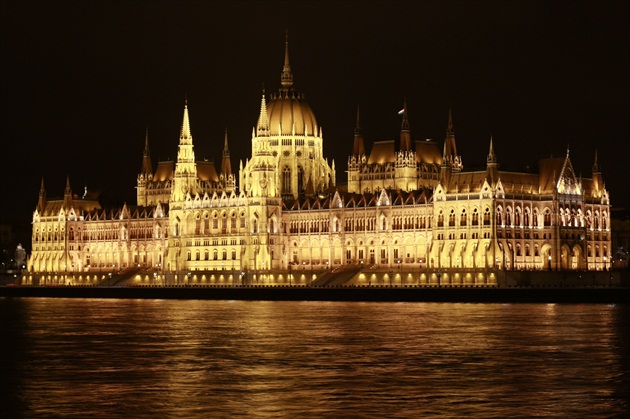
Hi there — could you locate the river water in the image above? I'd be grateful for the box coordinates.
[1,298,628,418]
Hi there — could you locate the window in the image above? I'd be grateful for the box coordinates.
[283,166,291,194]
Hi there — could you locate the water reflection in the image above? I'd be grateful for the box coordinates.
[1,299,628,417]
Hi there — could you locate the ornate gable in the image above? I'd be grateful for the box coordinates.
[377,189,390,206]
[556,155,582,195]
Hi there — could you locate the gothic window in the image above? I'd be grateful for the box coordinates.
[516,244,522,257]
[204,250,209,260]
[587,245,592,257]
[438,211,444,227]
[472,209,479,226]
[195,251,200,261]
[297,166,304,193]
[232,250,236,260]
[515,208,521,226]
[524,209,530,227]
[213,250,218,260]
[544,210,551,227]
[222,250,227,260]
[283,166,291,194]
[187,251,191,261]
[460,209,467,227]
[449,210,456,227]
[496,207,503,226]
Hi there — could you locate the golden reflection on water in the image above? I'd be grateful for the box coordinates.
[1,298,628,417]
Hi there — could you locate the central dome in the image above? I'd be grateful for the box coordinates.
[266,90,318,136]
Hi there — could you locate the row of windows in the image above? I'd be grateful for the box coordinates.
[187,249,237,261]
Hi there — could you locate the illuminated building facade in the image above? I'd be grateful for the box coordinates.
[28,38,612,283]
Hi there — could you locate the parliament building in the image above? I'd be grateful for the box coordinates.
[26,38,612,286]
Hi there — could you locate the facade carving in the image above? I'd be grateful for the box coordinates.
[28,38,613,282]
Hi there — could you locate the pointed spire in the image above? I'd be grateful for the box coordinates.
[280,30,293,90]
[257,89,270,136]
[400,100,411,151]
[401,99,409,131]
[442,106,460,172]
[221,127,232,177]
[141,126,153,176]
[353,104,365,156]
[63,175,72,209]
[180,99,192,144]
[37,177,47,213]
[65,175,72,196]
[593,149,600,173]
[487,135,497,164]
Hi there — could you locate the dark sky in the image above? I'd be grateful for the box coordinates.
[2,1,629,233]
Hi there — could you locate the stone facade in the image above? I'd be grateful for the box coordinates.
[27,38,612,285]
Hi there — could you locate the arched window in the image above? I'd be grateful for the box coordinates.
[524,209,530,227]
[222,250,227,260]
[297,166,304,193]
[204,250,209,260]
[231,250,236,260]
[283,166,291,194]
[213,250,218,260]
[460,209,467,227]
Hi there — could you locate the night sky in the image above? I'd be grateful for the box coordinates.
[2,1,629,247]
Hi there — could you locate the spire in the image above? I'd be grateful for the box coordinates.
[280,30,293,90]
[37,177,46,213]
[487,135,497,164]
[221,127,232,176]
[257,90,270,136]
[442,106,461,171]
[400,100,411,151]
[592,149,600,173]
[180,99,192,144]
[141,126,153,176]
[486,135,498,185]
[65,175,72,196]
[63,175,72,209]
[353,104,365,156]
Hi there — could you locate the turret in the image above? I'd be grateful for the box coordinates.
[171,99,198,202]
